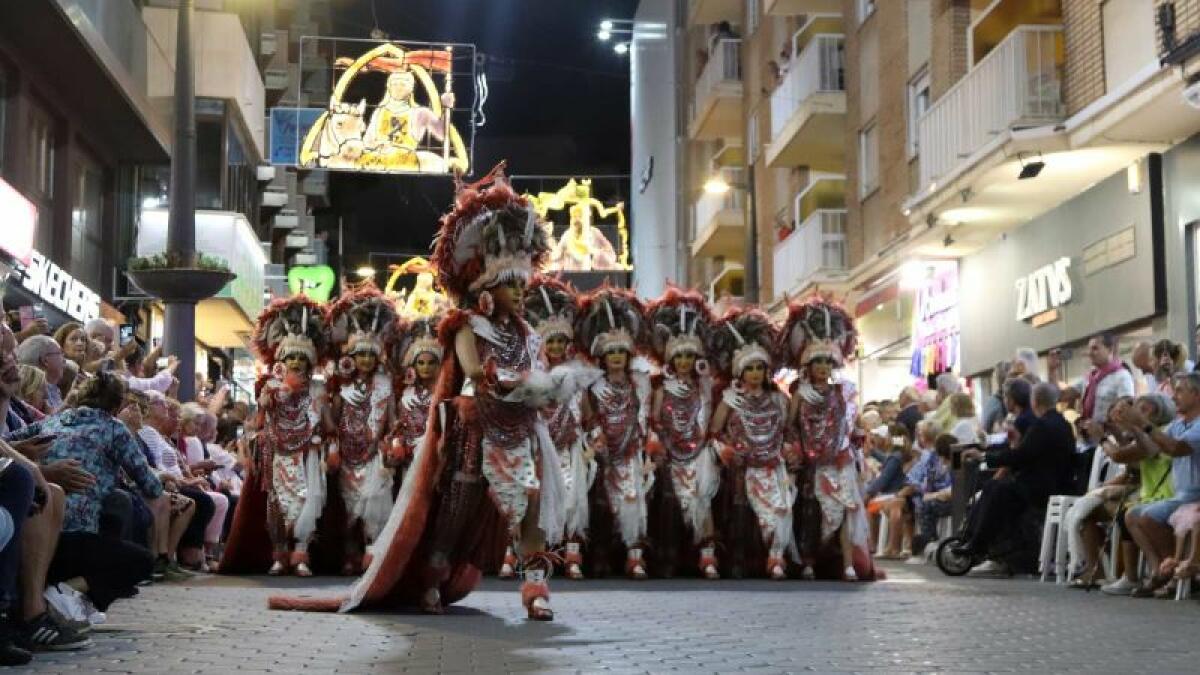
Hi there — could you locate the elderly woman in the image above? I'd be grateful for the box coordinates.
[946,393,983,445]
[16,335,66,412]
[16,365,49,417]
[865,424,917,559]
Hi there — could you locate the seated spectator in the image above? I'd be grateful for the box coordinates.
[117,395,194,582]
[1119,371,1200,596]
[178,403,231,569]
[4,372,164,624]
[902,424,952,559]
[866,424,915,559]
[15,336,65,413]
[896,386,923,437]
[1080,332,1135,426]
[946,393,982,445]
[0,456,36,665]
[16,366,49,417]
[927,372,961,433]
[1153,339,1185,398]
[957,382,1075,564]
[982,361,1012,434]
[139,392,218,572]
[200,411,242,536]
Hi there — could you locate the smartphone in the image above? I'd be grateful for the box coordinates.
[32,303,44,320]
[17,306,34,330]
[156,357,169,369]
[119,324,135,346]
[152,337,161,349]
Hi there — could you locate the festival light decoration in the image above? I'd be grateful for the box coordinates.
[524,178,631,272]
[384,257,450,320]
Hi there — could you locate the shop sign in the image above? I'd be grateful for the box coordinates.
[0,178,36,265]
[18,251,101,323]
[1015,257,1072,322]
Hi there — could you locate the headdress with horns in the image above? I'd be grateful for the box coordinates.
[779,297,858,368]
[575,285,645,359]
[326,283,397,358]
[392,316,444,369]
[431,162,551,306]
[252,296,329,366]
[647,285,713,365]
[711,308,778,378]
[523,275,579,343]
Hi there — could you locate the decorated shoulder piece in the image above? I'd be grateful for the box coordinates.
[646,285,713,370]
[575,284,646,360]
[710,307,778,379]
[327,282,398,360]
[253,295,330,367]
[778,296,857,368]
[524,274,579,345]
[431,161,551,312]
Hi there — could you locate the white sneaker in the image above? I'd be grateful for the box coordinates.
[968,560,1008,576]
[44,586,87,624]
[1101,577,1139,596]
[55,584,105,626]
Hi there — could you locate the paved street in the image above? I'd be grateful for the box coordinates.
[12,562,1199,674]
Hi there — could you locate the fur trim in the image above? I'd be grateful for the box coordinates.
[524,275,579,340]
[289,550,310,566]
[646,285,714,364]
[778,297,858,367]
[253,296,329,365]
[576,284,646,359]
[710,308,779,379]
[520,580,551,608]
[327,282,398,351]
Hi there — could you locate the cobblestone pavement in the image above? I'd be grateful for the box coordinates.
[13,562,1199,674]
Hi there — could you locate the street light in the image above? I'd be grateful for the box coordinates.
[600,19,614,31]
[614,42,629,55]
[597,29,611,41]
[356,265,376,278]
[703,173,731,195]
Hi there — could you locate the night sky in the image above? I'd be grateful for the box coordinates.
[323,0,639,272]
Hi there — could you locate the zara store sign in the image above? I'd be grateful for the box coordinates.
[18,250,101,323]
[1015,257,1073,322]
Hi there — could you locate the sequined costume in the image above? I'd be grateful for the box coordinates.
[261,376,327,547]
[587,370,653,549]
[333,371,394,541]
[655,374,719,542]
[721,387,795,554]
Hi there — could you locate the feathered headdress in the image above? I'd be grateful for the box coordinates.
[431,162,551,309]
[575,284,645,359]
[392,316,443,370]
[326,282,397,358]
[646,285,713,365]
[778,297,857,367]
[252,295,329,366]
[523,275,579,343]
[711,307,778,378]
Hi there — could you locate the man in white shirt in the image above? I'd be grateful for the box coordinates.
[1079,333,1134,424]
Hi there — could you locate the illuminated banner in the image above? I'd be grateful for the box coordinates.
[18,251,101,323]
[0,177,36,265]
[270,38,476,175]
[515,177,632,273]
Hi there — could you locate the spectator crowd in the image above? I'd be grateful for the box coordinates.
[0,308,248,666]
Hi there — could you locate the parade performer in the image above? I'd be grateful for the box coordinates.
[326,285,398,575]
[577,285,655,580]
[709,308,796,580]
[252,296,333,577]
[647,286,720,579]
[782,298,880,581]
[271,163,572,620]
[386,315,442,481]
[521,275,598,580]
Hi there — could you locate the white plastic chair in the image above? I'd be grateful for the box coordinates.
[1039,495,1078,582]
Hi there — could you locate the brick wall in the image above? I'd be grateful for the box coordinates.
[1063,0,1105,116]
[929,0,970,99]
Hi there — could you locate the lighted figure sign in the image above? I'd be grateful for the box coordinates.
[385,257,449,319]
[287,265,337,303]
[524,178,631,272]
[283,40,472,175]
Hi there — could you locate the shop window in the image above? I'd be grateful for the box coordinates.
[26,98,57,253]
[69,152,104,289]
[196,116,224,210]
[859,123,879,199]
[907,68,930,159]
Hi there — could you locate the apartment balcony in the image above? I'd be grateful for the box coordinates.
[765,34,846,170]
[916,25,1064,192]
[688,39,744,141]
[772,209,847,300]
[691,181,746,259]
[765,0,842,14]
[273,211,299,231]
[688,0,740,26]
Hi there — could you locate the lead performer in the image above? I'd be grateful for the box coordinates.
[271,163,570,620]
[708,308,796,580]
[781,298,881,581]
[647,287,720,578]
[252,296,333,577]
[326,285,398,575]
[577,286,654,579]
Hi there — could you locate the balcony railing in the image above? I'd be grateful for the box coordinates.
[772,209,847,298]
[693,187,745,242]
[769,34,844,140]
[917,25,1064,190]
[693,38,742,121]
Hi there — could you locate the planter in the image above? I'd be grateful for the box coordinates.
[127,268,236,303]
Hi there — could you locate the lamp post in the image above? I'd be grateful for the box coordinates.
[164,0,197,401]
